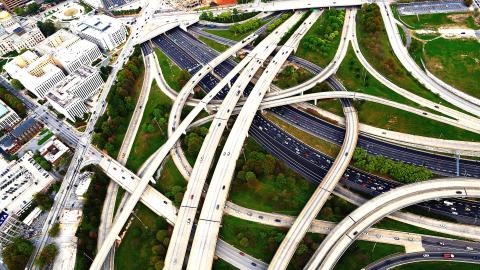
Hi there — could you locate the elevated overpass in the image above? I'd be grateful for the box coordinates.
[89,29,257,270]
[186,11,314,270]
[305,178,480,270]
[163,11,307,269]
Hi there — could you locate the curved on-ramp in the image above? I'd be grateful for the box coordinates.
[305,178,480,270]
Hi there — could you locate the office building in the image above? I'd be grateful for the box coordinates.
[0,99,20,131]
[0,11,45,56]
[71,14,127,51]
[0,0,29,12]
[4,50,66,97]
[37,29,102,73]
[46,65,103,121]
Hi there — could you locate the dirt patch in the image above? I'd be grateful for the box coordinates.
[426,57,444,72]
[447,13,469,23]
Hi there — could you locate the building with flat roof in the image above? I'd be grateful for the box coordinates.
[0,0,29,12]
[39,137,69,165]
[0,99,20,131]
[37,29,102,73]
[0,117,43,155]
[46,65,103,121]
[70,14,127,51]
[4,50,66,97]
[0,11,45,56]
[0,151,54,215]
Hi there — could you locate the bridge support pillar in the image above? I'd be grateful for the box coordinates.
[455,152,460,176]
[314,99,317,106]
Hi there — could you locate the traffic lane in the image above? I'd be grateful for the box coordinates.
[366,252,480,270]
[423,236,480,253]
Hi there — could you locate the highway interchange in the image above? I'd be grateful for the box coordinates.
[3,0,480,269]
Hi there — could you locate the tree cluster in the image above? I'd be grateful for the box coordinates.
[33,191,53,210]
[358,4,382,34]
[112,7,142,16]
[200,9,258,23]
[229,18,262,35]
[36,243,58,267]
[14,3,41,16]
[1,237,34,270]
[49,222,60,237]
[100,65,113,81]
[302,9,344,57]
[0,85,26,117]
[75,167,109,270]
[10,79,24,91]
[37,20,57,37]
[266,13,291,33]
[92,46,143,157]
[183,126,208,159]
[353,148,433,183]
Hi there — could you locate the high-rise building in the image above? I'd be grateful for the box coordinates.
[0,0,29,12]
[70,15,127,51]
[4,50,66,97]
[0,99,20,131]
[37,29,102,73]
[0,11,45,56]
[46,65,103,121]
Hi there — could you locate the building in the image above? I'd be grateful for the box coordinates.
[37,29,102,73]
[45,65,103,121]
[0,151,54,215]
[39,137,69,165]
[0,117,43,155]
[0,99,20,131]
[71,15,127,51]
[4,50,66,97]
[0,0,29,12]
[0,11,45,56]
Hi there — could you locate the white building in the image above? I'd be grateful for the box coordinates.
[0,152,54,215]
[71,15,127,51]
[0,99,20,131]
[37,29,102,73]
[39,137,69,165]
[4,51,66,98]
[46,65,103,121]
[0,11,45,56]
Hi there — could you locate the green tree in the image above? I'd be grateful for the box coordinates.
[465,0,473,6]
[37,20,57,37]
[36,243,58,267]
[11,79,24,91]
[34,192,53,210]
[2,237,34,270]
[49,222,60,237]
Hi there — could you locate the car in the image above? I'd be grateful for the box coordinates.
[423,254,429,257]
[466,246,474,251]
[394,237,399,240]
[239,252,245,256]
[274,219,281,222]
[443,253,454,258]
[251,262,257,266]
[439,242,445,246]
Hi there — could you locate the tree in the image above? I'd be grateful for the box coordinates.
[245,171,257,183]
[37,20,57,37]
[156,230,168,241]
[464,0,473,6]
[49,222,60,237]
[151,244,166,255]
[11,79,24,91]
[2,237,34,270]
[36,243,58,267]
[34,192,53,210]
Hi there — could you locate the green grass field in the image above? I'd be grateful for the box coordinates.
[198,35,230,52]
[126,81,172,172]
[335,241,404,270]
[399,12,480,30]
[424,38,480,99]
[155,48,187,91]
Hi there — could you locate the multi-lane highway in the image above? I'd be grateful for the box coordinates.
[164,12,307,269]
[364,252,480,270]
[305,178,480,270]
[267,76,359,270]
[186,12,307,270]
